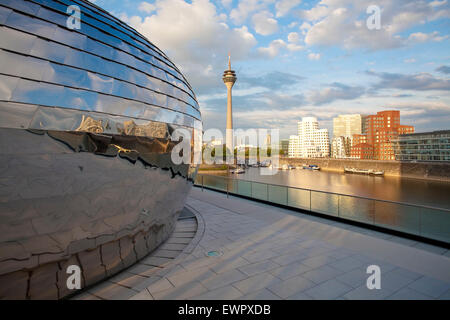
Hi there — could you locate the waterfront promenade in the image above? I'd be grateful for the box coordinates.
[74,188,450,300]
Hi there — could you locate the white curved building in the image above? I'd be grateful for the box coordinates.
[289,117,330,158]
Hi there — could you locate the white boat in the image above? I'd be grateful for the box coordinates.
[231,168,245,174]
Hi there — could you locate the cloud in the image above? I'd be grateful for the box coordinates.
[298,0,450,51]
[239,71,304,90]
[122,0,257,94]
[408,31,448,43]
[404,58,416,63]
[308,53,321,60]
[257,39,286,58]
[221,0,233,8]
[287,32,300,43]
[138,2,156,14]
[275,0,302,18]
[287,43,304,51]
[308,82,365,105]
[252,10,278,35]
[299,22,311,35]
[429,0,448,7]
[436,65,450,74]
[229,0,273,25]
[286,32,304,51]
[367,71,450,91]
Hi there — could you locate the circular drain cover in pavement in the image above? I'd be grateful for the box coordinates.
[206,250,222,257]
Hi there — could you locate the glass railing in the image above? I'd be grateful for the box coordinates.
[194,174,450,244]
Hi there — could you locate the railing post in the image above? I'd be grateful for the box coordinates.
[227,178,229,198]
[286,187,288,206]
[419,207,422,237]
[309,190,312,212]
[337,195,340,217]
[201,174,204,192]
[372,200,375,225]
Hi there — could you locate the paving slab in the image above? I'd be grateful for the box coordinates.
[238,260,280,277]
[387,287,433,300]
[232,272,282,295]
[407,276,450,298]
[267,275,316,299]
[200,269,248,291]
[239,288,282,300]
[191,285,243,300]
[304,279,353,300]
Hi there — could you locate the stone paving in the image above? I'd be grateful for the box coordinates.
[75,187,450,300]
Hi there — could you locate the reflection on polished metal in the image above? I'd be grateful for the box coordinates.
[0,0,201,299]
[223,54,237,150]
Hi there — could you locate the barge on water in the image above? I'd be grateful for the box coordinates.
[344,167,384,176]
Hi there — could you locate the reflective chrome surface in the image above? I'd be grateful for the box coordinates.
[0,0,201,299]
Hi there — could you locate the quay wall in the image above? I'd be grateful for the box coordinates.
[279,157,450,182]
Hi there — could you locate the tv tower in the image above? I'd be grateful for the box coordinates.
[222,54,237,151]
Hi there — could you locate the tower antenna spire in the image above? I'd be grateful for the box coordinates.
[228,53,231,70]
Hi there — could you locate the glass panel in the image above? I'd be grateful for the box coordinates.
[251,182,268,201]
[311,191,339,216]
[420,207,450,243]
[237,180,252,198]
[228,178,238,194]
[287,188,310,210]
[374,201,420,235]
[339,195,374,224]
[268,185,287,205]
[203,175,227,192]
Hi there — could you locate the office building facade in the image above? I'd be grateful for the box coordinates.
[393,130,450,162]
[350,110,414,160]
[331,114,364,158]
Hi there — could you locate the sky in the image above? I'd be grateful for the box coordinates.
[88,0,450,139]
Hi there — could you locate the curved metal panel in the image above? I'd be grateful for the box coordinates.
[0,0,201,299]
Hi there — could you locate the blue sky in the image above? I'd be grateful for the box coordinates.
[89,0,450,138]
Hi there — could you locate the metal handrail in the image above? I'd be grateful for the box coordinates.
[195,173,450,213]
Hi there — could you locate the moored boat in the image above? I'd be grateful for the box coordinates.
[344,168,384,175]
[231,168,245,174]
[303,164,320,170]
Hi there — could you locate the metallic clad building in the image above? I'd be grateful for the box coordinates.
[0,0,201,299]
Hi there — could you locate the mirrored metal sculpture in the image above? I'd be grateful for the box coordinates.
[0,0,201,299]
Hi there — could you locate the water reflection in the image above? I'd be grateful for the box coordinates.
[228,168,450,210]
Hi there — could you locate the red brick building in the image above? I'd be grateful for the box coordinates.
[350,110,414,160]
